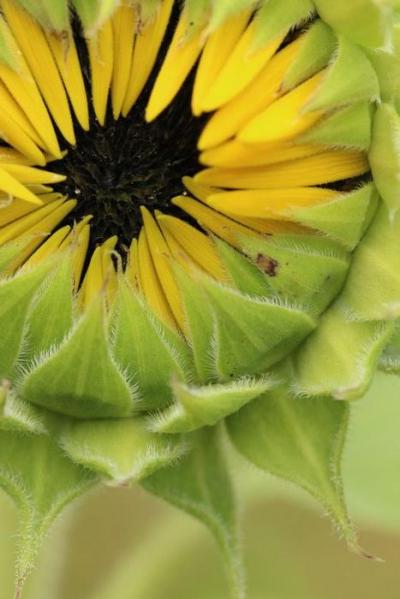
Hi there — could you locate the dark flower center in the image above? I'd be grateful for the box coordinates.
[52,10,203,252]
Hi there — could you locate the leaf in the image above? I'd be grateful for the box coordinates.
[149,375,277,433]
[174,268,215,384]
[203,278,316,379]
[254,0,315,48]
[60,417,188,484]
[27,254,74,357]
[0,381,46,435]
[282,20,336,92]
[238,232,350,314]
[340,203,400,320]
[288,183,378,250]
[21,299,136,419]
[305,36,379,112]
[0,430,97,594]
[314,0,392,50]
[299,102,372,150]
[142,427,245,599]
[0,261,52,380]
[227,380,360,553]
[369,103,400,217]
[112,280,192,410]
[293,302,394,400]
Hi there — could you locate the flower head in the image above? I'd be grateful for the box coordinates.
[0,0,399,596]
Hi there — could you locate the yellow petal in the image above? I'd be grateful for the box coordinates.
[0,192,55,227]
[198,36,305,150]
[146,10,205,122]
[141,207,185,330]
[101,236,118,307]
[126,236,140,290]
[157,213,227,281]
[200,22,284,112]
[80,236,118,309]
[0,105,46,166]
[0,81,46,150]
[238,71,326,144]
[0,198,64,245]
[206,187,339,219]
[46,29,90,131]
[3,199,76,269]
[182,175,222,203]
[192,8,252,116]
[0,23,61,157]
[60,217,92,288]
[195,151,369,189]
[122,0,173,117]
[0,148,37,165]
[231,215,310,235]
[111,2,137,119]
[87,19,114,126]
[1,0,76,144]
[200,140,322,168]
[137,226,176,330]
[172,195,259,250]
[0,167,44,205]
[23,225,71,269]
[0,164,65,185]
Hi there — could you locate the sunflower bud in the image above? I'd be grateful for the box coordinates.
[0,0,398,596]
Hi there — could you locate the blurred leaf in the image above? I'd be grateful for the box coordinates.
[142,427,244,599]
[0,431,97,594]
[227,382,360,552]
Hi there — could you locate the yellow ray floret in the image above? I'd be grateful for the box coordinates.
[0,21,61,158]
[2,199,76,270]
[146,10,205,122]
[191,8,252,116]
[137,226,176,330]
[80,236,118,309]
[198,36,304,150]
[87,20,114,126]
[60,218,93,288]
[46,30,90,131]
[141,207,185,331]
[200,22,284,113]
[182,176,222,203]
[122,0,173,117]
[0,148,37,166]
[233,216,309,236]
[0,198,64,245]
[0,164,65,186]
[200,140,322,169]
[0,167,45,205]
[23,225,71,269]
[172,195,260,250]
[0,104,46,166]
[238,71,326,144]
[126,237,140,290]
[195,151,369,189]
[206,187,339,219]
[111,2,137,119]
[1,0,76,145]
[157,213,227,282]
[0,193,57,227]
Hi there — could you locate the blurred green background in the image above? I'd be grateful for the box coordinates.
[1,372,400,599]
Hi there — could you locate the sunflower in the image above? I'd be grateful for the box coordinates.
[0,0,399,596]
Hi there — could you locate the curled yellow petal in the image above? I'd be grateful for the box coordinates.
[146,10,205,122]
[238,71,326,144]
[122,0,173,117]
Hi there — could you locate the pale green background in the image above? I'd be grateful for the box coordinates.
[0,373,399,598]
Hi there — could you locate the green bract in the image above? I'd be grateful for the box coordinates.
[0,1,399,598]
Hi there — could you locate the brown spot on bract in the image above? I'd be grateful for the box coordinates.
[256,254,279,277]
